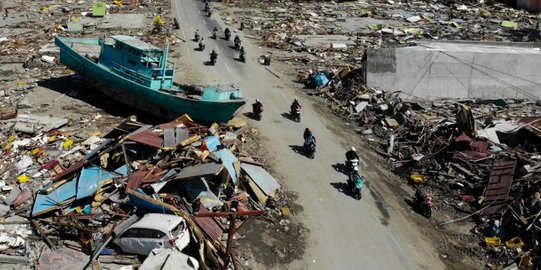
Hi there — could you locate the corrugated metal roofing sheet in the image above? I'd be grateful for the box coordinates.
[193,206,224,242]
[128,130,163,148]
[481,160,516,216]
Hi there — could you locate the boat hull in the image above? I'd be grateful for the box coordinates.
[55,37,245,123]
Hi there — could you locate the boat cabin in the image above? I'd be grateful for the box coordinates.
[99,35,176,90]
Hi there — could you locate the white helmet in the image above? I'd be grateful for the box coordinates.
[351,146,356,152]
[256,98,260,103]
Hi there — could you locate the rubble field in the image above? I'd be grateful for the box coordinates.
[2,0,541,269]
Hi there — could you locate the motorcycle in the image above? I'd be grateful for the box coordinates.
[194,33,200,42]
[290,105,301,122]
[239,51,246,63]
[212,30,218,39]
[413,189,433,218]
[347,172,363,200]
[199,41,205,51]
[173,18,180,29]
[252,102,263,121]
[234,40,241,51]
[210,54,217,65]
[304,138,316,159]
[225,31,231,41]
[207,9,212,17]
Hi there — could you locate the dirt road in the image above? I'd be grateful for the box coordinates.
[172,0,447,269]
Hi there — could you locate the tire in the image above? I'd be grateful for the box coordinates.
[423,208,432,218]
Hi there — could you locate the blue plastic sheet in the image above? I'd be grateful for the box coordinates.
[193,135,221,152]
[313,73,329,86]
[214,149,238,184]
[76,165,128,200]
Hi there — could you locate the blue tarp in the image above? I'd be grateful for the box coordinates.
[214,149,238,184]
[76,165,128,200]
[313,73,329,86]
[193,135,221,152]
[32,179,78,216]
[128,189,175,214]
[32,165,129,216]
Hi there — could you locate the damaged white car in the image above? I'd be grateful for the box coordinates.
[112,213,191,256]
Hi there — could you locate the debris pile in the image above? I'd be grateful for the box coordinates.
[225,0,541,68]
[0,114,287,268]
[303,73,541,268]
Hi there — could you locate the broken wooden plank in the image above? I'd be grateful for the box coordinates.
[32,219,55,249]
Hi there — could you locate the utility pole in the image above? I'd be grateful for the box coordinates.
[196,201,267,270]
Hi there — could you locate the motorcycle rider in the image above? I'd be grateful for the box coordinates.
[210,49,218,63]
[345,146,360,179]
[239,46,246,60]
[194,29,200,41]
[413,188,433,217]
[291,99,301,112]
[345,146,359,162]
[199,38,205,51]
[234,35,241,49]
[213,26,218,39]
[303,128,316,143]
[253,99,264,118]
[303,128,316,158]
[173,18,180,29]
[207,7,212,16]
[224,27,231,40]
[205,2,209,11]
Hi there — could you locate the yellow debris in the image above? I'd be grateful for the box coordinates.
[281,207,292,218]
[505,236,524,249]
[17,175,30,183]
[154,15,164,26]
[113,0,123,5]
[31,147,42,156]
[48,135,56,142]
[485,237,501,247]
[410,172,426,184]
[63,139,74,149]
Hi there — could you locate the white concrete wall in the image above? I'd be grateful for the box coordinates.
[366,45,541,100]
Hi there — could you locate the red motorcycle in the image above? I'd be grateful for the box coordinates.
[290,104,301,122]
[413,189,433,218]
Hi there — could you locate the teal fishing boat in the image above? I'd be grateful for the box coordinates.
[55,35,246,123]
